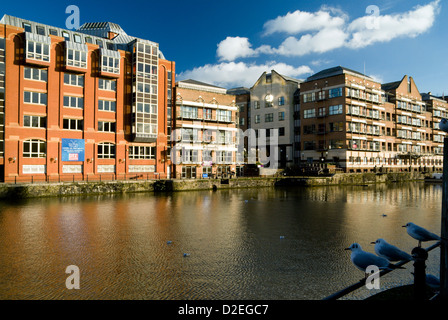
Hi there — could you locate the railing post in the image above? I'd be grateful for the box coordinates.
[412,246,428,300]
[440,136,448,300]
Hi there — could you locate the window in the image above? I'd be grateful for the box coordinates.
[99,78,116,91]
[22,23,32,32]
[318,107,326,117]
[329,105,343,115]
[303,92,315,103]
[254,101,260,109]
[67,48,87,68]
[98,142,115,159]
[329,122,344,132]
[136,103,156,114]
[128,146,155,159]
[98,121,116,133]
[204,108,213,120]
[98,100,116,112]
[36,26,45,36]
[73,34,82,43]
[64,73,84,87]
[24,67,47,82]
[279,127,285,136]
[329,88,343,98]
[217,110,231,122]
[24,91,47,105]
[24,115,46,128]
[85,37,93,44]
[217,130,232,145]
[265,113,274,122]
[63,118,84,130]
[101,55,120,74]
[278,112,285,121]
[255,114,260,124]
[26,40,50,62]
[181,149,199,163]
[49,29,58,36]
[278,96,285,106]
[217,151,233,164]
[63,96,84,109]
[181,106,198,119]
[303,109,316,119]
[23,139,46,158]
[62,31,70,41]
[96,39,103,48]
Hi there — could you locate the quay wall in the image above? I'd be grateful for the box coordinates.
[0,172,428,199]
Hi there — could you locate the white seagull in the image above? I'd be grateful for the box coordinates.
[402,222,441,247]
[371,238,412,262]
[345,243,403,276]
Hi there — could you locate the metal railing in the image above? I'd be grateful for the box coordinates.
[323,242,441,300]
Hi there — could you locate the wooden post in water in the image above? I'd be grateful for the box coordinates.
[441,137,448,299]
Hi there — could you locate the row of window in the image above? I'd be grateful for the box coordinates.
[25,67,117,91]
[23,115,116,132]
[253,97,285,109]
[22,22,114,49]
[254,112,285,124]
[180,106,233,122]
[22,139,156,159]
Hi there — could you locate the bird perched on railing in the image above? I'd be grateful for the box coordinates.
[345,243,404,278]
[438,118,448,132]
[371,238,412,262]
[402,222,441,247]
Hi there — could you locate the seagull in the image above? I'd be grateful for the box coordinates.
[438,118,448,133]
[371,238,412,262]
[345,243,403,277]
[402,222,441,247]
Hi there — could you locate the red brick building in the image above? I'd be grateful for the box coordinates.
[0,15,174,182]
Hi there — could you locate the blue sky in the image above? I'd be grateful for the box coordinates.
[1,0,446,94]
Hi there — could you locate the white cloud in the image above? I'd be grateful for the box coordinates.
[243,1,440,58]
[347,0,440,48]
[274,27,348,56]
[217,36,273,61]
[177,61,313,88]
[263,7,347,36]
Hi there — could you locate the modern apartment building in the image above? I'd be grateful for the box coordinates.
[0,14,175,182]
[250,70,301,169]
[173,79,239,179]
[300,66,444,172]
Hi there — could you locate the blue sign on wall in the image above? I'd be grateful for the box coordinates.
[61,139,85,162]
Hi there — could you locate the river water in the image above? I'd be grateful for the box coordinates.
[0,182,442,300]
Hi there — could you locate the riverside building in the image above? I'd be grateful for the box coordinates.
[0,14,175,182]
[173,79,239,179]
[300,66,445,173]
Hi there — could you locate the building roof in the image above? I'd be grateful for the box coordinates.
[381,81,402,91]
[306,66,372,82]
[176,79,228,94]
[227,87,250,95]
[0,14,166,59]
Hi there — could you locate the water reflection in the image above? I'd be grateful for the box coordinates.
[0,182,442,300]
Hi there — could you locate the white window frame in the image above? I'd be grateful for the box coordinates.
[24,67,47,82]
[98,142,116,159]
[23,139,46,158]
[24,91,47,105]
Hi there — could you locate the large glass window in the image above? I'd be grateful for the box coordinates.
[63,96,84,109]
[26,40,50,62]
[98,100,116,112]
[67,48,87,68]
[24,115,46,128]
[24,91,47,105]
[24,67,47,82]
[97,142,115,159]
[23,139,46,158]
[128,146,155,159]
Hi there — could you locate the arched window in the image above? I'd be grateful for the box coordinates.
[97,142,115,159]
[23,139,46,158]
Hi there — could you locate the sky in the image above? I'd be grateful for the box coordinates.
[1,0,446,94]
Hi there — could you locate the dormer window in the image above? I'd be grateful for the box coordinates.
[65,42,88,69]
[100,48,120,75]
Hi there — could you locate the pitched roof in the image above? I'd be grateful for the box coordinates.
[381,81,401,91]
[178,79,226,89]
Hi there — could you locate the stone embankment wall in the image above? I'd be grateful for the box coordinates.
[0,172,428,199]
